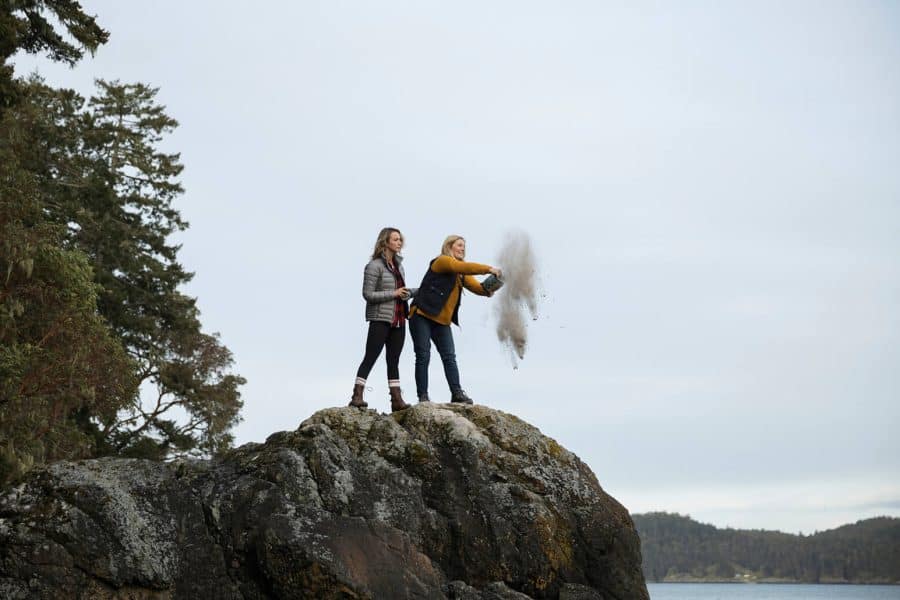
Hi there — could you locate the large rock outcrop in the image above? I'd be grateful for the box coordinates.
[0,403,648,599]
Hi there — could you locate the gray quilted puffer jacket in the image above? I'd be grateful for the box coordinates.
[362,254,418,322]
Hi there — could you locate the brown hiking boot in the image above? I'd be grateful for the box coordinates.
[450,389,473,405]
[349,383,367,408]
[390,387,410,412]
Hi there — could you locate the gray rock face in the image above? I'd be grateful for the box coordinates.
[0,404,649,599]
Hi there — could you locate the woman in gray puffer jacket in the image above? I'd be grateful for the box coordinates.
[349,227,418,412]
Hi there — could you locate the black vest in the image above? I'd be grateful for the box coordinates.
[411,258,463,325]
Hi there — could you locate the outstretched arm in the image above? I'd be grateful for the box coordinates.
[462,275,490,296]
[430,255,493,276]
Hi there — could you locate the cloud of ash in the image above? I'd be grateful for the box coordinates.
[494,231,539,364]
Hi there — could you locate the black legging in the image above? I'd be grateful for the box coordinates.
[356,322,406,380]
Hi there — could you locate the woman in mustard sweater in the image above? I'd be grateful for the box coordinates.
[408,235,502,404]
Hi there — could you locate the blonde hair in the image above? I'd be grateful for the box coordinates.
[371,227,404,260]
[441,235,465,257]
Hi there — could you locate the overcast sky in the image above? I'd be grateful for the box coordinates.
[14,0,899,534]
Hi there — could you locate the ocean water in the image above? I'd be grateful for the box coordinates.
[647,583,900,600]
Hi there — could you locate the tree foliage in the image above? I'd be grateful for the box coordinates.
[6,76,245,461]
[634,512,900,584]
[0,2,245,482]
[1,0,108,112]
[0,136,135,482]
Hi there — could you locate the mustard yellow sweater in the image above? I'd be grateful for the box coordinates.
[410,255,491,325]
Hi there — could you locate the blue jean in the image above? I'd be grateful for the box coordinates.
[409,314,461,397]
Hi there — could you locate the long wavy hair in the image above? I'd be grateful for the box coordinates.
[371,227,404,260]
[441,234,465,257]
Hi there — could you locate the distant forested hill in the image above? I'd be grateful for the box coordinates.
[633,512,900,584]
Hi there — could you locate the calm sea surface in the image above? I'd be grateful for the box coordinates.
[647,584,900,600]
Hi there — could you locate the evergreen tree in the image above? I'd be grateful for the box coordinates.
[0,0,107,112]
[1,3,244,478]
[10,77,245,459]
[0,124,135,483]
[633,512,900,583]
[1,0,123,484]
